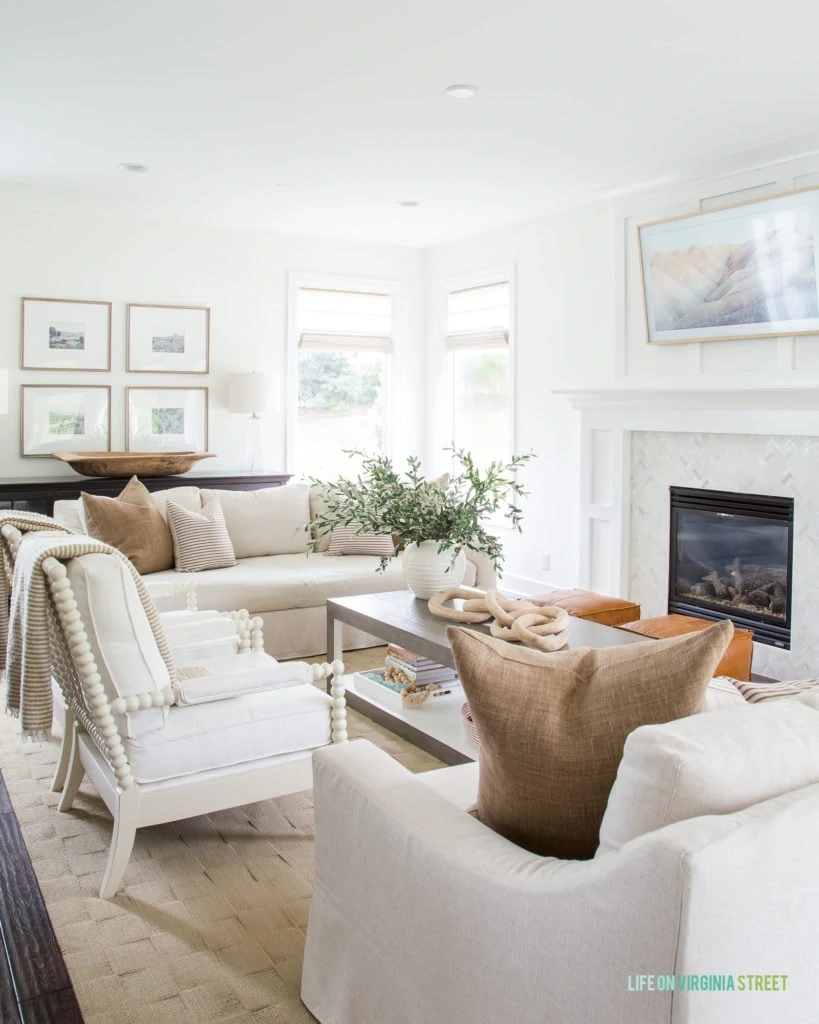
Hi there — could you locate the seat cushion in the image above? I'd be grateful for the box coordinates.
[145,552,409,613]
[447,620,733,860]
[597,701,819,856]
[124,683,332,784]
[65,552,171,739]
[530,588,640,627]
[200,484,310,557]
[620,613,754,680]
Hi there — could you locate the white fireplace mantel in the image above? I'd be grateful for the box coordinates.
[553,386,819,620]
[555,387,819,437]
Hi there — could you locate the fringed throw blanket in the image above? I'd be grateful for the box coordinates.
[0,510,76,668]
[6,532,178,740]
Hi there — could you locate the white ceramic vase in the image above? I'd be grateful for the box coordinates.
[401,540,466,599]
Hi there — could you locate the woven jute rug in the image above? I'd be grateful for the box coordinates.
[0,650,443,1024]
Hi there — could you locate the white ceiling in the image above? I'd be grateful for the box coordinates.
[3,0,819,247]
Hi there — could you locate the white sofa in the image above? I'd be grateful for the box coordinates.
[54,482,493,660]
[302,699,819,1024]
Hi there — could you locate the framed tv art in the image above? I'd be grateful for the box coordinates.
[21,385,111,457]
[638,187,819,345]
[127,303,210,373]
[21,297,112,371]
[126,386,208,453]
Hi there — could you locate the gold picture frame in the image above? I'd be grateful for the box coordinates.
[638,186,819,345]
[21,384,112,458]
[126,303,210,373]
[125,386,209,452]
[21,297,112,371]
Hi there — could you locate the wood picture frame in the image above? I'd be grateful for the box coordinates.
[21,385,112,457]
[21,297,112,371]
[126,386,209,452]
[126,304,210,373]
[638,186,819,345]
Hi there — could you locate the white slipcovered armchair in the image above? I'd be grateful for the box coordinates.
[38,546,347,898]
[302,701,819,1024]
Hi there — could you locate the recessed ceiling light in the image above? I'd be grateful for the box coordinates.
[395,200,420,207]
[445,84,477,99]
[118,162,148,173]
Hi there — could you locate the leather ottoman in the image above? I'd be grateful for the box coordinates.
[529,588,641,627]
[619,614,753,680]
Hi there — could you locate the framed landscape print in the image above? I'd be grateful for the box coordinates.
[126,387,208,452]
[127,303,210,373]
[21,297,111,370]
[638,187,819,344]
[21,385,111,457]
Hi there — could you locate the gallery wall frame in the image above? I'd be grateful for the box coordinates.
[638,186,819,345]
[21,297,112,371]
[21,384,112,457]
[126,303,210,373]
[126,386,209,452]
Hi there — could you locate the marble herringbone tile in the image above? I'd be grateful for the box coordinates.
[630,431,819,678]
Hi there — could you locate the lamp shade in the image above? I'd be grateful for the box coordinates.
[228,372,271,415]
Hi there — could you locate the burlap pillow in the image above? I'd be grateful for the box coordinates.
[81,476,174,575]
[447,620,733,860]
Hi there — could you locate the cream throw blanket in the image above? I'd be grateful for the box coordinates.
[5,532,178,740]
[0,510,76,669]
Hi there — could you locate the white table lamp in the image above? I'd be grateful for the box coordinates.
[228,372,272,472]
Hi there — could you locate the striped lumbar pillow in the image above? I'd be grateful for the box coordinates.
[166,498,237,572]
[328,524,394,557]
[730,676,819,702]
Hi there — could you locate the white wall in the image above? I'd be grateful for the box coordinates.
[425,202,617,590]
[0,187,425,479]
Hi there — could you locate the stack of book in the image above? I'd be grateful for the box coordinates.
[384,643,459,693]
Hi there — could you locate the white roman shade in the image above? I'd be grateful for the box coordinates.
[445,281,510,348]
[298,287,393,352]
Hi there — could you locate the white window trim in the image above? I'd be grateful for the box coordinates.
[286,271,401,475]
[440,264,517,472]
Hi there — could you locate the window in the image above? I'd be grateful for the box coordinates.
[445,277,512,469]
[294,284,392,478]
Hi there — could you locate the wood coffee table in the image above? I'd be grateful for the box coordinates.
[327,590,648,765]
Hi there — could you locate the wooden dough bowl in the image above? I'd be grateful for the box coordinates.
[52,451,216,478]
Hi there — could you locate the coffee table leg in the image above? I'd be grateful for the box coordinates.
[326,609,343,695]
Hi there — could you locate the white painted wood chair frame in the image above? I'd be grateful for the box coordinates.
[40,554,347,898]
[1,521,267,794]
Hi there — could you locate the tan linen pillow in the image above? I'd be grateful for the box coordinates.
[166,498,237,572]
[447,620,733,860]
[81,476,174,575]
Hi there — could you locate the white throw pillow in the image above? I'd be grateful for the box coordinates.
[149,486,202,521]
[166,498,237,572]
[200,484,310,558]
[596,701,819,856]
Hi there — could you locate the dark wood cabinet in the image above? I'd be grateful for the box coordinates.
[0,472,292,516]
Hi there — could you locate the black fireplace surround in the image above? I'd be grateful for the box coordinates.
[668,486,794,649]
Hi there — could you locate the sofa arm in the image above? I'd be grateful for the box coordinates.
[464,546,497,589]
[303,740,688,1024]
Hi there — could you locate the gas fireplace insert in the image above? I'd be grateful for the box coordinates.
[668,486,793,649]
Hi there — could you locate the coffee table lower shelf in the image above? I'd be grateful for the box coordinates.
[341,675,475,765]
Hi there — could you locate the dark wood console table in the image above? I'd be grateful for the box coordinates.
[0,472,292,516]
